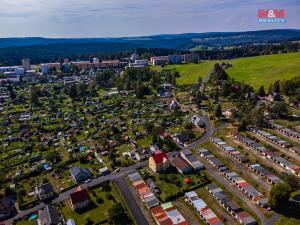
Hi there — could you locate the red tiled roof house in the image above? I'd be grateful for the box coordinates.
[149,152,170,173]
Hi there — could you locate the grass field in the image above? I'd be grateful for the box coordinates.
[152,61,216,85]
[60,184,120,225]
[227,52,300,89]
[153,52,300,89]
[274,216,300,225]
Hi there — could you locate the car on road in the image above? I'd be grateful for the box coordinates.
[84,179,92,183]
[113,168,120,173]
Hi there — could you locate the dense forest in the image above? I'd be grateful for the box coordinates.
[0,40,299,66]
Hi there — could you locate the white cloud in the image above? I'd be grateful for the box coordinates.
[0,0,299,37]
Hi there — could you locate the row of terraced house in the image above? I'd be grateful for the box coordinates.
[185,191,224,225]
[206,183,257,225]
[249,127,292,148]
[198,148,228,172]
[128,171,160,208]
[210,137,248,163]
[127,171,189,225]
[248,163,282,185]
[199,148,268,208]
[232,133,300,176]
[263,120,300,141]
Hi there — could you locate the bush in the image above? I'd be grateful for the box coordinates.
[106,193,115,201]
[96,197,104,204]
[269,183,292,210]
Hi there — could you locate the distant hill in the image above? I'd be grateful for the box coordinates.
[0,29,300,66]
[0,42,137,63]
[1,29,300,49]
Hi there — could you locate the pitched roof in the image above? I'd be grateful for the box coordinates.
[38,183,53,194]
[70,166,92,179]
[172,156,191,171]
[39,205,61,225]
[70,189,90,205]
[152,152,168,164]
[0,197,11,217]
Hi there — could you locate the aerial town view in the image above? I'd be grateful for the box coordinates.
[0,1,300,225]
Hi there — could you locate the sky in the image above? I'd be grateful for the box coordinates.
[0,0,299,38]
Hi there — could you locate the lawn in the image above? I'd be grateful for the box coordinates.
[60,183,120,225]
[275,216,300,225]
[227,52,300,89]
[16,220,37,225]
[150,52,300,89]
[153,171,208,202]
[151,61,216,85]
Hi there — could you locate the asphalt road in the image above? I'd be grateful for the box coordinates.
[114,176,150,225]
[186,114,215,150]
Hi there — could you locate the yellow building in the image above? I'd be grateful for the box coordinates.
[149,152,170,173]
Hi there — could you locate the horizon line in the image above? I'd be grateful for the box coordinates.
[0,28,299,39]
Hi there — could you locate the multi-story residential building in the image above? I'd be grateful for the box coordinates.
[168,54,182,64]
[93,57,100,64]
[0,66,24,76]
[71,61,93,71]
[182,53,199,63]
[130,53,140,61]
[149,152,170,173]
[150,56,169,65]
[22,58,31,71]
[47,63,61,71]
[69,188,90,211]
[36,183,54,200]
[40,64,48,74]
[129,59,149,68]
[38,205,62,225]
[98,60,122,69]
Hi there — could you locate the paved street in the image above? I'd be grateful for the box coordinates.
[114,176,150,225]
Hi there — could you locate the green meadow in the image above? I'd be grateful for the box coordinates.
[153,52,300,89]
[151,61,216,85]
[227,52,300,89]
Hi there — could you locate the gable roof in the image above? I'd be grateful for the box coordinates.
[172,156,192,171]
[39,183,54,194]
[39,205,61,225]
[0,197,11,218]
[151,152,168,164]
[70,189,90,205]
[70,166,92,179]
